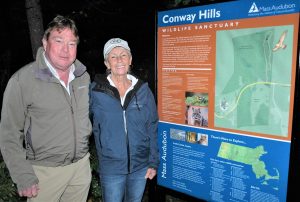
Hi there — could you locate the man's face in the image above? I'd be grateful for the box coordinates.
[43,28,77,72]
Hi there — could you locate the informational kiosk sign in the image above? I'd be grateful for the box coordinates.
[156,0,299,201]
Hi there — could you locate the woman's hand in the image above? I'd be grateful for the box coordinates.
[145,168,157,180]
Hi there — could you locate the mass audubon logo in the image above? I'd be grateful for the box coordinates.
[248,1,296,16]
[249,2,259,13]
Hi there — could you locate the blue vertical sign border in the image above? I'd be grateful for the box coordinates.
[157,0,299,201]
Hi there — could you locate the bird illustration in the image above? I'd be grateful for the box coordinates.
[272,30,288,52]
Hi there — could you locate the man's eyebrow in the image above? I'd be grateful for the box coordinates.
[51,36,62,39]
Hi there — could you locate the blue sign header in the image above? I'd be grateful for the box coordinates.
[157,0,299,27]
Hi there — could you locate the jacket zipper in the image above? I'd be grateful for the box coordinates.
[71,86,77,162]
[123,110,131,173]
[60,84,77,162]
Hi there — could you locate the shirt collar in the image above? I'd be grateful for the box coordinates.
[107,74,138,87]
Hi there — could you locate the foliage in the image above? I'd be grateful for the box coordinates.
[88,138,102,201]
[0,140,101,202]
[175,0,200,5]
[0,160,25,202]
[185,95,208,106]
[174,0,201,7]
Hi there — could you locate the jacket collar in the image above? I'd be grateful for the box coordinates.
[92,73,145,96]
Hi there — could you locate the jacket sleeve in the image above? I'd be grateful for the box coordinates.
[0,76,39,191]
[147,87,160,169]
[89,83,101,168]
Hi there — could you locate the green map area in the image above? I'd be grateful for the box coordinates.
[217,142,279,184]
[214,26,293,137]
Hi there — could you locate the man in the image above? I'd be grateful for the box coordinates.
[0,15,92,201]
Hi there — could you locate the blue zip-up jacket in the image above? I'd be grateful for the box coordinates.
[90,74,159,174]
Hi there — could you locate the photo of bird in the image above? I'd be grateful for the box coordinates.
[272,30,288,52]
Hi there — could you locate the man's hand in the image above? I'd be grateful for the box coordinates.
[145,168,157,180]
[18,184,39,198]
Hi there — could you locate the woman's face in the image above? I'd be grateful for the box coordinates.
[104,47,132,77]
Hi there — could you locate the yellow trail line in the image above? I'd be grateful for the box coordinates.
[215,81,291,119]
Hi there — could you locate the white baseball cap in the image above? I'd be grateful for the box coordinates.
[103,38,131,59]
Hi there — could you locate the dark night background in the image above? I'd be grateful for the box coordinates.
[0,0,162,90]
[0,0,299,201]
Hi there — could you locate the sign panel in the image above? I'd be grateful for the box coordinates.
[157,0,299,201]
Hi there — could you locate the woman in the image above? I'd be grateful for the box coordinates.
[90,38,159,202]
